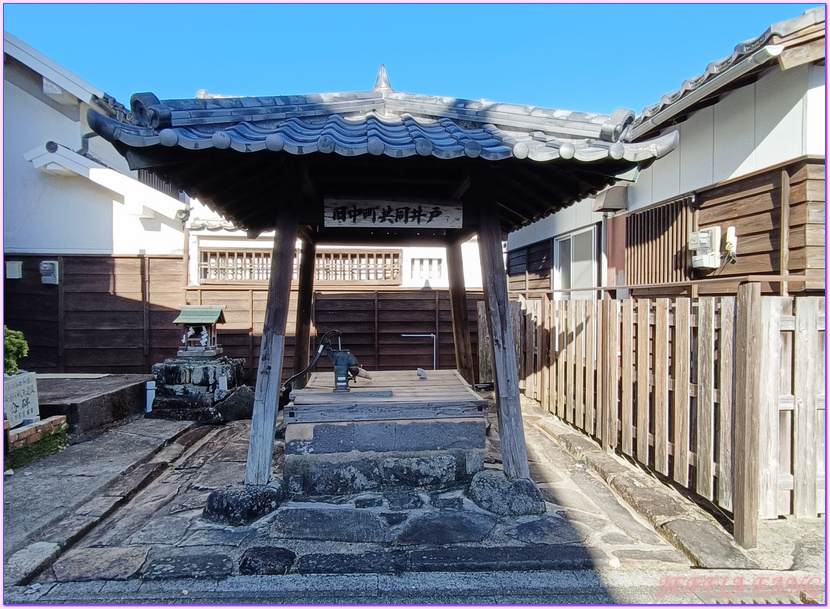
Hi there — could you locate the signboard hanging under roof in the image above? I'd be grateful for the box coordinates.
[324,199,462,229]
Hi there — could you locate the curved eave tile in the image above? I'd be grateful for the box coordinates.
[89,107,676,164]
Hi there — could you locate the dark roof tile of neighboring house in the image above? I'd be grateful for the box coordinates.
[629,7,825,139]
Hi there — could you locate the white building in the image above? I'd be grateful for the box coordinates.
[507,7,825,298]
[3,31,482,291]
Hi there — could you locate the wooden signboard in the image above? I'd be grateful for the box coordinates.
[324,199,462,229]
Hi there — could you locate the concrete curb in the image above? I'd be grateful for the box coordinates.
[5,568,824,604]
[533,417,758,570]
[3,421,208,587]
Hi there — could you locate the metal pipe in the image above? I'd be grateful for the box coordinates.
[401,333,437,370]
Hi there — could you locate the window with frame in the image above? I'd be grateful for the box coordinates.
[554,227,598,300]
[410,258,443,281]
[199,248,401,285]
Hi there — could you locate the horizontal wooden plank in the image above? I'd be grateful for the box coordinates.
[64,311,144,330]
[778,394,826,411]
[777,474,825,492]
[698,185,779,222]
[698,175,777,207]
[789,180,825,204]
[789,200,826,226]
[776,314,825,332]
[788,246,826,272]
[147,258,184,274]
[63,258,142,275]
[63,329,145,348]
[62,348,146,367]
[788,225,826,248]
[789,160,825,183]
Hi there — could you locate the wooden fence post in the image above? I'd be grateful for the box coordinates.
[793,297,819,517]
[600,299,619,451]
[734,282,763,547]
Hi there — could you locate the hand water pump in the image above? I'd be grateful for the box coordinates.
[280,330,370,404]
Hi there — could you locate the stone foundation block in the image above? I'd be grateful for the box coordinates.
[284,449,484,495]
[285,418,486,455]
[202,481,286,526]
[270,506,387,542]
[469,469,546,516]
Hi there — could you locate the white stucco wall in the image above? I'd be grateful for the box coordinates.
[3,63,187,255]
[399,240,482,289]
[627,62,824,212]
[506,58,824,292]
[507,196,602,251]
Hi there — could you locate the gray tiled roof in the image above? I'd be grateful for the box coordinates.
[90,67,678,165]
[630,7,825,137]
[88,66,680,236]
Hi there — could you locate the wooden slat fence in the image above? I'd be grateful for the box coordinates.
[5,255,483,383]
[492,288,825,528]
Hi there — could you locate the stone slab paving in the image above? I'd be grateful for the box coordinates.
[17,413,695,593]
[3,417,198,562]
[4,394,825,604]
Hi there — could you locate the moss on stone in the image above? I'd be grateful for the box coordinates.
[6,424,67,470]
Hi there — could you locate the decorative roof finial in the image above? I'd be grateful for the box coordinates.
[373,65,393,93]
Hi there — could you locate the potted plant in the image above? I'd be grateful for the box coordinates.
[4,326,29,375]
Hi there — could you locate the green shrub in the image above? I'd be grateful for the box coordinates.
[4,326,29,375]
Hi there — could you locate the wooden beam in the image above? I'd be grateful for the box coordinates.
[779,169,791,296]
[293,233,317,387]
[450,175,471,200]
[446,240,475,385]
[245,205,300,486]
[476,191,531,480]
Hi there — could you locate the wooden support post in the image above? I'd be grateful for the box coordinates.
[293,233,317,387]
[779,169,791,296]
[245,207,299,486]
[477,197,531,480]
[446,239,475,385]
[476,301,493,384]
[734,282,762,547]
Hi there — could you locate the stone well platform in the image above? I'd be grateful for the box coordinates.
[283,370,487,495]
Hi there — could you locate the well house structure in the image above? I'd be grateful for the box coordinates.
[89,67,678,485]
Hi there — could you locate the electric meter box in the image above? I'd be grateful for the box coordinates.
[689,227,721,253]
[692,253,721,269]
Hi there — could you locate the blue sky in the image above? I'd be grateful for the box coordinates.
[2,3,823,116]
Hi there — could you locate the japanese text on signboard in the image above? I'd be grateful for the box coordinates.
[324,200,462,229]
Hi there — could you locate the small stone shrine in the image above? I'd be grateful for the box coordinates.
[173,306,225,357]
[150,305,252,423]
